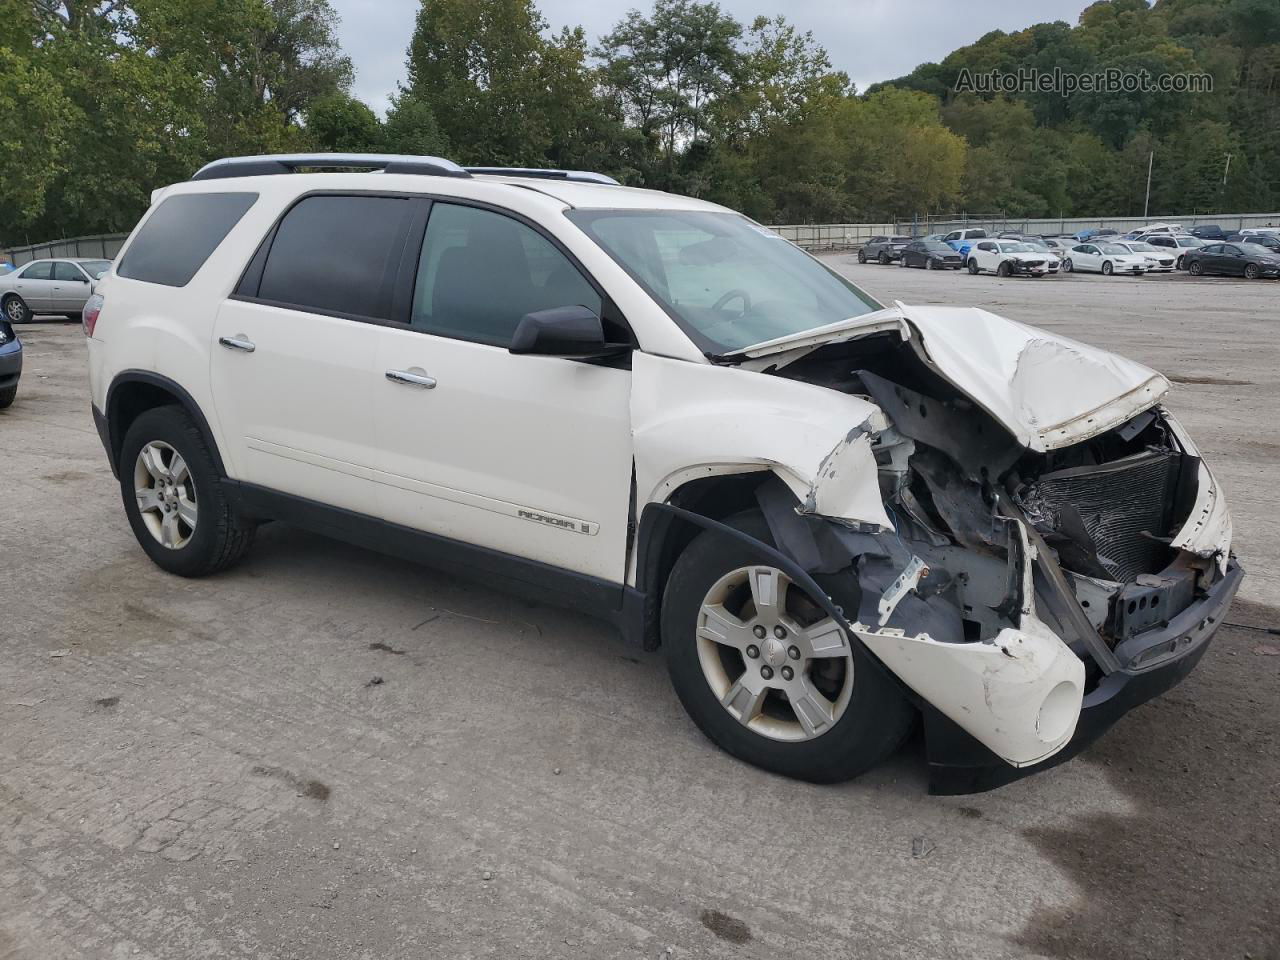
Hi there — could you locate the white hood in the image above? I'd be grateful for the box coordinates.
[724,302,1170,452]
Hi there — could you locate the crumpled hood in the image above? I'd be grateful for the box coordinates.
[725,302,1170,452]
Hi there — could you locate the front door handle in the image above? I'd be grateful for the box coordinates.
[386,368,437,389]
[218,335,256,353]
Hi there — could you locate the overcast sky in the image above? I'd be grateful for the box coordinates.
[332,0,1097,115]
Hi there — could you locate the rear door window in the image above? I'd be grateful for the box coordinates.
[20,262,52,280]
[255,195,415,321]
[118,192,258,286]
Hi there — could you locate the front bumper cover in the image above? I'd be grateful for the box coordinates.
[0,337,22,389]
[925,558,1244,794]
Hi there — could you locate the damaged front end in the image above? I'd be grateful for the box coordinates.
[743,305,1243,792]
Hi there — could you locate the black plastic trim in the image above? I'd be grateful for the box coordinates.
[227,481,630,625]
[104,371,226,479]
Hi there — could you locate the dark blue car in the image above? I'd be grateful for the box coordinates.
[0,319,21,408]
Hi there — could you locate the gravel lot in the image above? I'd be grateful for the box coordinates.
[1,263,1277,960]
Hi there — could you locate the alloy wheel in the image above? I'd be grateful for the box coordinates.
[5,298,24,322]
[695,565,855,742]
[133,440,198,549]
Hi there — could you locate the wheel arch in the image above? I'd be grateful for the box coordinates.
[105,371,226,479]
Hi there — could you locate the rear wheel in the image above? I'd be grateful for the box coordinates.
[120,406,255,577]
[967,259,980,275]
[3,295,30,324]
[661,512,914,783]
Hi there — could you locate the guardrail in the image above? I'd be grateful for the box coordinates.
[1,233,128,266]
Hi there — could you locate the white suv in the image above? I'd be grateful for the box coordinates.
[86,154,1242,793]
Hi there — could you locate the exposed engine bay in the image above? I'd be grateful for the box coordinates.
[757,327,1227,685]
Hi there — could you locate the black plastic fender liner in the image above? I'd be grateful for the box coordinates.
[104,370,228,480]
[633,501,914,696]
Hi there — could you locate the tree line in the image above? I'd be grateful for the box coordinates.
[2,0,1277,246]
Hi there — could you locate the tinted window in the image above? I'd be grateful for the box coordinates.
[411,203,600,345]
[53,262,87,282]
[20,262,52,280]
[118,192,257,286]
[258,195,414,320]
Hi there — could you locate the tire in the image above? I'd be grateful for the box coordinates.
[3,295,31,324]
[1244,263,1260,280]
[857,250,866,264]
[898,255,907,267]
[1176,255,1184,270]
[997,261,1011,277]
[0,385,15,409]
[967,259,979,275]
[1189,260,1203,276]
[1063,259,1073,273]
[660,511,915,784]
[925,258,934,270]
[120,406,255,577]
[1102,261,1114,276]
[878,252,889,265]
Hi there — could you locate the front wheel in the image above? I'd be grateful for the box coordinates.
[997,261,1012,277]
[120,406,255,577]
[878,252,889,265]
[857,250,867,264]
[1244,263,1260,280]
[0,385,15,409]
[1102,260,1114,276]
[925,258,935,270]
[661,512,914,783]
[1063,258,1073,272]
[1189,260,1203,276]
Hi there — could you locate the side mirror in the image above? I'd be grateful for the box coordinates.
[509,305,630,359]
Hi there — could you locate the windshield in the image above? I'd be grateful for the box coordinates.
[79,260,112,279]
[1100,243,1132,255]
[1240,243,1275,257]
[1176,237,1205,248]
[567,210,882,353]
[1000,242,1036,253]
[922,242,953,252]
[1126,243,1157,252]
[1022,239,1049,251]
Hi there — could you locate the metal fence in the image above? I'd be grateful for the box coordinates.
[773,212,1280,250]
[1,233,128,266]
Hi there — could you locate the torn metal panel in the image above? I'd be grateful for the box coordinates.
[1162,411,1233,571]
[630,351,892,530]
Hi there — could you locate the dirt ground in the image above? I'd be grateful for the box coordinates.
[1,262,1277,959]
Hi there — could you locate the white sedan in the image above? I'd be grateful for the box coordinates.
[1063,242,1149,276]
[1116,241,1177,272]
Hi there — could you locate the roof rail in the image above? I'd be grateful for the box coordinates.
[190,153,471,181]
[464,167,620,185]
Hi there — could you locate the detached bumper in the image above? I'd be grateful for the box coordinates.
[0,338,22,390]
[926,558,1245,795]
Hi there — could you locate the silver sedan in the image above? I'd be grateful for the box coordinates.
[0,257,113,322]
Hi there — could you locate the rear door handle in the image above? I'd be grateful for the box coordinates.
[218,335,256,353]
[386,369,437,389]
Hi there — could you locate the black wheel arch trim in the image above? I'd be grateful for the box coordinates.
[102,370,227,479]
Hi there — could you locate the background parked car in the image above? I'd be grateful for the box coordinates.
[1116,241,1177,272]
[1183,242,1280,279]
[1074,227,1119,242]
[1189,225,1227,240]
[900,239,964,269]
[1226,232,1280,253]
[858,235,913,264]
[0,319,21,408]
[1042,237,1075,258]
[0,258,112,322]
[967,239,1057,276]
[1136,233,1205,269]
[1064,242,1149,275]
[942,228,989,258]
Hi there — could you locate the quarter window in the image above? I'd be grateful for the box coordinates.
[20,262,52,280]
[257,195,415,321]
[118,192,257,286]
[410,202,600,345]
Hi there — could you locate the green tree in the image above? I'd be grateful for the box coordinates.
[306,92,384,152]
